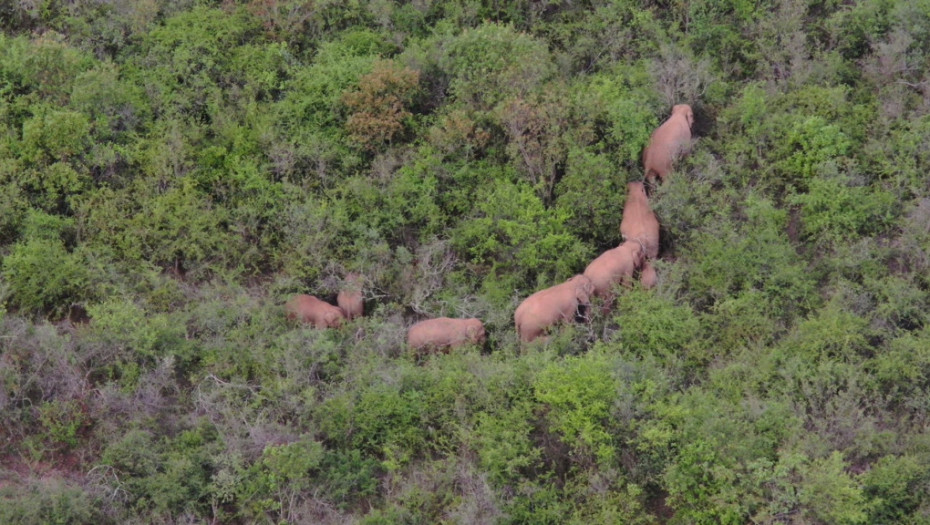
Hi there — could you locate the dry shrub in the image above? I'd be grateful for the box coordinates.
[344,59,420,152]
[427,109,492,160]
[498,91,571,204]
[405,238,457,315]
[648,44,713,107]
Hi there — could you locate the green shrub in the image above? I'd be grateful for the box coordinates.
[779,301,871,363]
[554,147,627,248]
[20,108,91,165]
[775,116,851,184]
[790,174,896,245]
[124,6,265,118]
[236,438,325,519]
[452,178,589,290]
[78,180,237,275]
[614,288,702,364]
[473,401,540,486]
[501,481,574,525]
[1,237,90,316]
[535,351,618,466]
[84,297,191,381]
[825,0,893,60]
[99,424,220,519]
[861,454,929,523]
[0,32,95,105]
[442,22,554,110]
[319,448,382,510]
[69,62,150,140]
[797,451,867,524]
[685,0,764,78]
[664,439,746,524]
[0,478,104,525]
[869,326,930,403]
[580,64,661,165]
[682,195,817,320]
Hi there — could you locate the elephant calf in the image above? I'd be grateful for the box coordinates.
[514,275,594,343]
[643,103,694,185]
[285,294,346,329]
[584,241,646,303]
[407,317,486,352]
[620,181,660,259]
[337,273,364,320]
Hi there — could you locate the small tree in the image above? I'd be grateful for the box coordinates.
[343,59,420,153]
[498,90,571,204]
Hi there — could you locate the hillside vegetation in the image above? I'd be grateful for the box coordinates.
[3,0,930,523]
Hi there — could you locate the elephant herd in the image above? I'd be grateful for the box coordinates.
[286,104,695,351]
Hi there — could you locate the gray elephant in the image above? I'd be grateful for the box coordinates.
[407,317,486,352]
[583,240,646,305]
[620,181,660,259]
[285,294,346,328]
[514,275,594,343]
[643,104,694,185]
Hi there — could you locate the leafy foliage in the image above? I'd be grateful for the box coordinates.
[2,1,930,523]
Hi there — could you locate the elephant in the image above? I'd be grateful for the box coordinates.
[639,260,658,289]
[285,294,346,328]
[620,181,661,259]
[583,241,646,304]
[514,275,594,343]
[643,104,694,185]
[407,317,486,352]
[337,273,364,320]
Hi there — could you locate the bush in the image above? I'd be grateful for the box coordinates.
[796,451,867,524]
[84,298,191,377]
[77,181,238,276]
[790,172,896,246]
[554,147,627,248]
[96,424,219,516]
[0,478,104,525]
[442,22,554,110]
[613,288,702,364]
[343,59,421,152]
[535,351,618,466]
[473,401,540,486]
[452,178,590,293]
[580,64,661,166]
[681,194,817,321]
[1,237,90,316]
[861,454,929,523]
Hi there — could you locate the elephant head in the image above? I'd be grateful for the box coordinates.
[569,274,594,307]
[465,318,487,344]
[672,104,694,129]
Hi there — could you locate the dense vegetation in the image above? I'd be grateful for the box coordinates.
[2,0,930,522]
